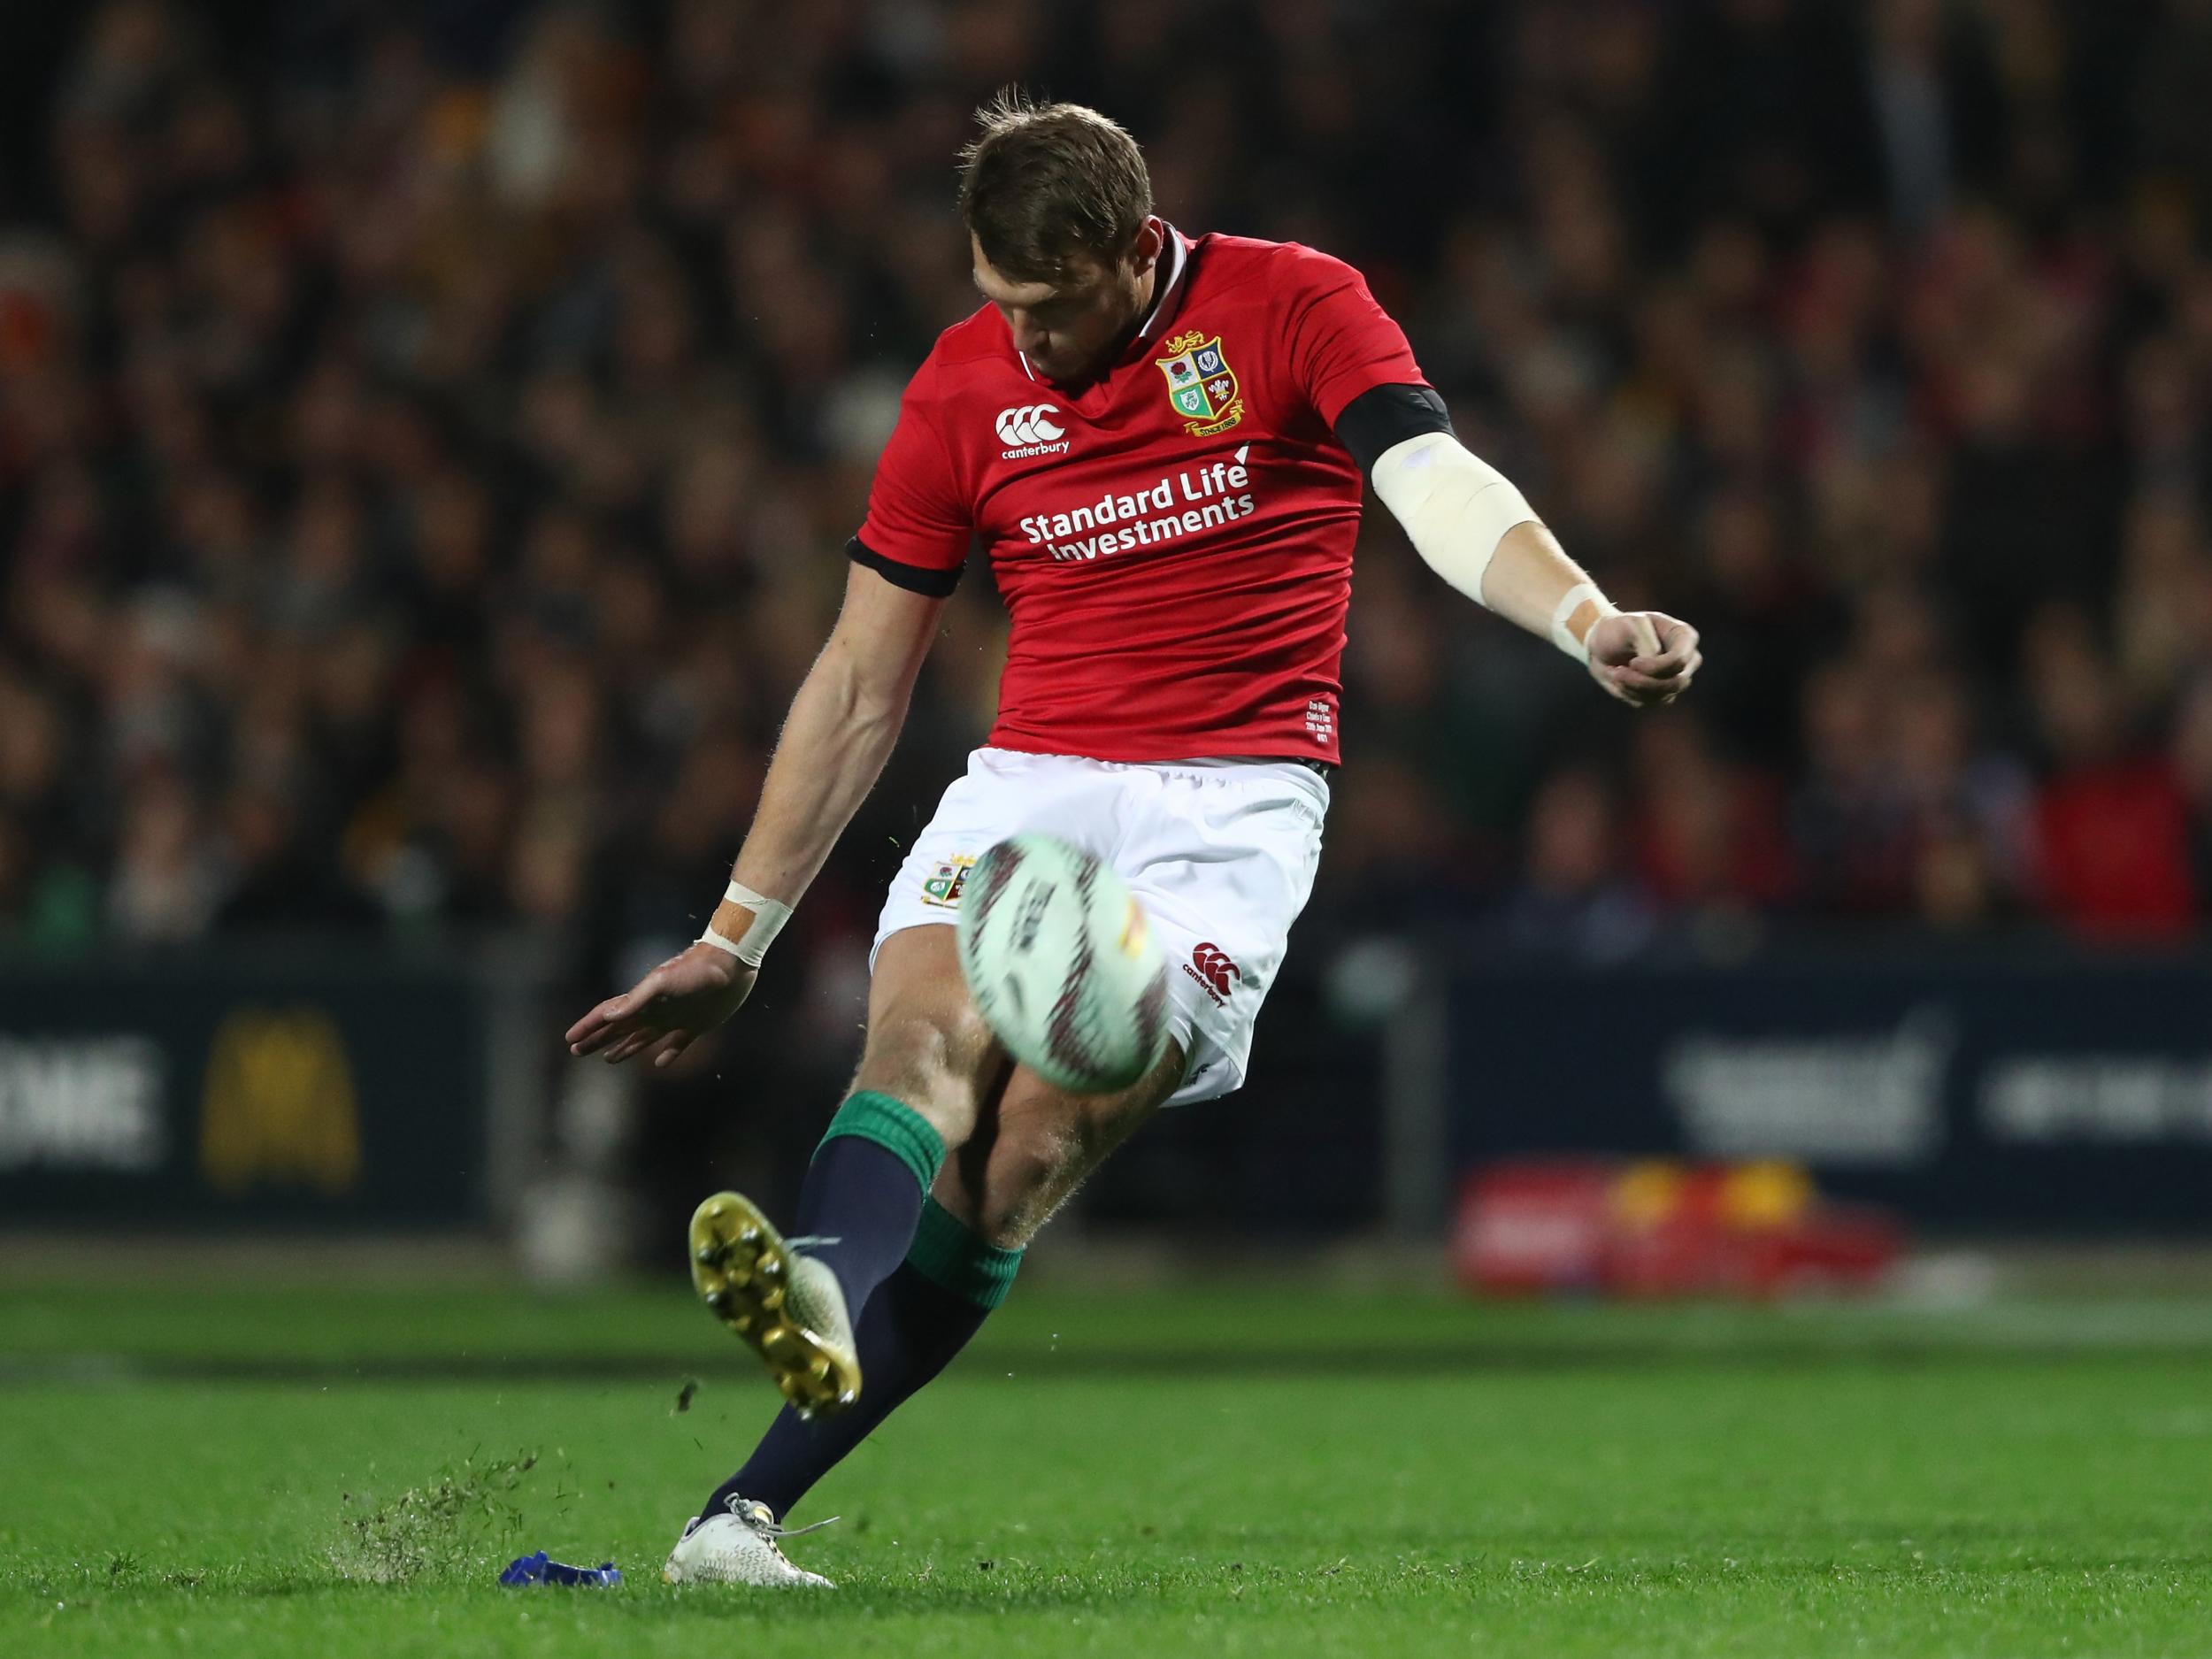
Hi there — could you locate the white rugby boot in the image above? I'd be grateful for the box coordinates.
[663,1499,835,1587]
[688,1191,861,1417]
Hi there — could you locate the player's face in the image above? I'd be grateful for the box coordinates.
[972,226,1160,386]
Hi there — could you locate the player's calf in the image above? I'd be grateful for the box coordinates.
[937,1034,1185,1249]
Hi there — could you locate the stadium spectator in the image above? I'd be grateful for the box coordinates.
[1493,764,1659,962]
[2024,604,2200,939]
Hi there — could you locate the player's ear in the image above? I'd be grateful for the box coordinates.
[1127,217,1164,275]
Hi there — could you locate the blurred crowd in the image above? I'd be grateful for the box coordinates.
[5,0,2212,981]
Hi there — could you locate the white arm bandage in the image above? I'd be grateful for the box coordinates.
[699,881,795,968]
[1367,431,1539,611]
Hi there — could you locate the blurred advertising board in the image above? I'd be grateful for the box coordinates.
[1455,1158,1903,1297]
[1445,948,2212,1233]
[0,951,490,1229]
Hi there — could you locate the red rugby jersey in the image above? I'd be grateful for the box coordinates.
[851,225,1424,764]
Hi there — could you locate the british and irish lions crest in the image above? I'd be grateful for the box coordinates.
[1156,331,1244,437]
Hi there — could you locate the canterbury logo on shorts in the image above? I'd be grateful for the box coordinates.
[1185,941,1241,1005]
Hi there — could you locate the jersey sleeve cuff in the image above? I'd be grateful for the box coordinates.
[1332,382,1455,473]
[847,535,963,597]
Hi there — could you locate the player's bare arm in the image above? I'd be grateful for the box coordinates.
[564,564,944,1070]
[1359,414,1701,707]
[1483,519,1702,707]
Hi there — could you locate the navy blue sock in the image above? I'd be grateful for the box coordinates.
[789,1092,945,1313]
[703,1198,1023,1523]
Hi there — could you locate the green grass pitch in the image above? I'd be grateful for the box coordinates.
[3,1276,2209,1656]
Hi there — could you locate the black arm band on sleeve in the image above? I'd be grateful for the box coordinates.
[1333,382,1455,476]
[847,535,963,597]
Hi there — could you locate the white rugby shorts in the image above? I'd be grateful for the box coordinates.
[872,748,1329,1105]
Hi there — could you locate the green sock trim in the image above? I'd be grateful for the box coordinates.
[904,1195,1025,1310]
[816,1090,946,1193]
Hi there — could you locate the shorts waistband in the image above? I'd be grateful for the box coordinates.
[973,748,1333,797]
[979,746,1331,771]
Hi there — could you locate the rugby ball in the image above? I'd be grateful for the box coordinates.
[955,833,1171,1094]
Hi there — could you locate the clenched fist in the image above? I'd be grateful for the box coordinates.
[1587,611,1701,708]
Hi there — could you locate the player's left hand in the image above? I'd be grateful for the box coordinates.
[1586,611,1701,708]
[565,941,756,1070]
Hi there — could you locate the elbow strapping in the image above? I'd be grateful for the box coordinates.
[1370,432,1539,608]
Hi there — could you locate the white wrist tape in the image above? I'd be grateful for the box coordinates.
[1367,431,1539,609]
[1549,582,1619,664]
[698,880,795,967]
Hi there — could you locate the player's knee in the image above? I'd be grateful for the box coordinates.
[852,1006,995,1148]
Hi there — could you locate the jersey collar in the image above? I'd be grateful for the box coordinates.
[1133,219,1192,345]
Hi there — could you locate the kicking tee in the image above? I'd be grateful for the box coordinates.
[849,225,1423,764]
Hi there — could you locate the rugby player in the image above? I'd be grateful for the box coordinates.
[565,95,1701,1586]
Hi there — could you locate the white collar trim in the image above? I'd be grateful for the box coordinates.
[1134,220,1189,342]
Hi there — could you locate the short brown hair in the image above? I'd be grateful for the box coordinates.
[958,92,1153,282]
